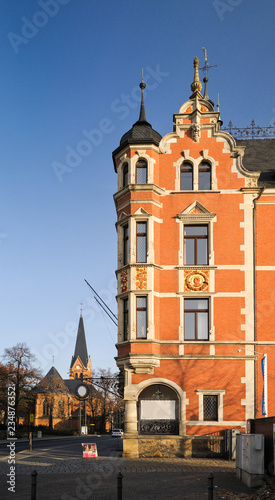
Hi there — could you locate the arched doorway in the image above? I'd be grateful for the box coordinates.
[138,384,179,435]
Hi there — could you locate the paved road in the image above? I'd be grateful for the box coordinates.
[0,436,259,499]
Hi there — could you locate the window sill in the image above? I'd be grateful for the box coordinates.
[171,190,221,194]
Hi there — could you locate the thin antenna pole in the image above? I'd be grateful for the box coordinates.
[84,279,118,320]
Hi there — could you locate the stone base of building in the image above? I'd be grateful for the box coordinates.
[122,434,225,459]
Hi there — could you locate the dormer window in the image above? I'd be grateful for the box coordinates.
[136,159,147,184]
[122,163,128,187]
[180,162,193,190]
[199,162,211,190]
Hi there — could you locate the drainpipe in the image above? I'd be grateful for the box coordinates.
[253,186,264,419]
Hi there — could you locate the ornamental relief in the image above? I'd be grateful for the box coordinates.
[120,269,128,293]
[184,270,209,292]
[245,177,257,188]
[136,267,147,290]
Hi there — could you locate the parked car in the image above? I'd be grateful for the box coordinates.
[112,429,123,438]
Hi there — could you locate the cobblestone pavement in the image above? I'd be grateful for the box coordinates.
[0,451,259,499]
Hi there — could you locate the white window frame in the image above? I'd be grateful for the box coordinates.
[196,390,225,422]
[177,207,216,268]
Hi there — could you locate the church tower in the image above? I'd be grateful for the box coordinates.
[69,310,92,381]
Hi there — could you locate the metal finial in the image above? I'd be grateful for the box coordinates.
[52,355,55,367]
[80,302,84,317]
[200,47,217,100]
[190,57,202,94]
[139,71,147,121]
[217,93,220,112]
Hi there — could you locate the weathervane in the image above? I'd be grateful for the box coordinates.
[200,47,217,101]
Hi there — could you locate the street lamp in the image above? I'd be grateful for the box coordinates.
[238,347,268,418]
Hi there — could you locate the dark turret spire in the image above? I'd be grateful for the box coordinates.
[138,71,147,122]
[70,313,89,369]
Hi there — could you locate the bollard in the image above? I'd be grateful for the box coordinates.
[207,472,214,500]
[29,431,32,451]
[31,470,37,500]
[117,471,123,500]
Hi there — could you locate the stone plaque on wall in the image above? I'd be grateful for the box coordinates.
[184,270,209,292]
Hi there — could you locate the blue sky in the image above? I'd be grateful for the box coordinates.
[1,0,275,378]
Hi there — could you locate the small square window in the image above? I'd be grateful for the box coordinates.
[203,395,218,421]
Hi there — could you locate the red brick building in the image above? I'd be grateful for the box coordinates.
[113,57,275,457]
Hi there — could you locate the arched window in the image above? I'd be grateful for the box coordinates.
[43,400,48,416]
[58,400,64,418]
[199,162,211,190]
[180,163,193,190]
[122,163,128,187]
[138,384,179,435]
[136,159,147,184]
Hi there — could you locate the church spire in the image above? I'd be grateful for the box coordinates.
[70,311,89,369]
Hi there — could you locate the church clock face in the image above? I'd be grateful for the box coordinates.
[76,365,81,369]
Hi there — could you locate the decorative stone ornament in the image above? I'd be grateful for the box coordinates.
[191,123,201,142]
[184,270,209,292]
[190,57,203,99]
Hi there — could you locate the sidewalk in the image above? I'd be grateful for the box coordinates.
[0,455,263,499]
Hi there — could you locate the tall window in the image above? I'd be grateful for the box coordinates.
[123,297,129,341]
[184,299,209,340]
[184,225,208,265]
[58,400,64,418]
[123,224,129,265]
[122,163,128,187]
[136,222,147,262]
[136,159,147,184]
[180,162,193,190]
[43,400,48,416]
[203,395,218,421]
[199,162,211,190]
[137,296,147,338]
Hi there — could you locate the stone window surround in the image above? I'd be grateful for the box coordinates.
[196,389,225,422]
[174,151,218,191]
[118,291,154,342]
[181,295,214,342]
[117,151,156,191]
[124,378,189,436]
[177,209,216,268]
[117,210,154,268]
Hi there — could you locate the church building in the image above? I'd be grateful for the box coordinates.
[113,57,275,457]
[34,310,92,431]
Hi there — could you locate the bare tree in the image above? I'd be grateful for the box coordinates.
[2,343,42,424]
[89,368,124,432]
